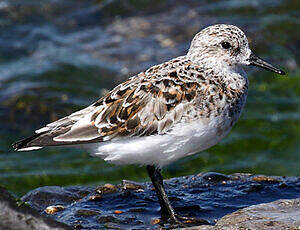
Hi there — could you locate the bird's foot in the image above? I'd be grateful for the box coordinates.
[161,213,209,227]
[175,214,209,225]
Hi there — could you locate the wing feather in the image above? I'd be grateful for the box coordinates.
[13,57,201,151]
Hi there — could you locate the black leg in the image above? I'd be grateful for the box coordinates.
[146,165,209,226]
[146,165,177,222]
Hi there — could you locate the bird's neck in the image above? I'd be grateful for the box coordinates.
[188,54,247,82]
[191,57,249,94]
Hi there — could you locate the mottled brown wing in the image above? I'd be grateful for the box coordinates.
[13,59,199,150]
[88,70,198,141]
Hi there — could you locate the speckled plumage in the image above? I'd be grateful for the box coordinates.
[14,24,283,167]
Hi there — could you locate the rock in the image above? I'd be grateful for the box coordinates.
[45,205,65,215]
[88,194,102,201]
[198,172,231,183]
[95,184,118,194]
[21,186,93,212]
[251,175,282,183]
[20,173,300,229]
[192,198,300,230]
[0,186,71,230]
[122,180,144,191]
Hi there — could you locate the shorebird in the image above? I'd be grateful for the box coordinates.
[13,24,285,225]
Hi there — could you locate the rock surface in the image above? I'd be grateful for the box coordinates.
[191,198,300,230]
[20,173,300,229]
[0,186,71,230]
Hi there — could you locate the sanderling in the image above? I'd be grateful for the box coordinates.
[13,24,285,225]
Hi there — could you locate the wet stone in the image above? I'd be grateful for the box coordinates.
[96,183,118,194]
[251,175,282,183]
[209,198,300,230]
[21,186,93,212]
[122,180,144,191]
[20,173,300,229]
[45,205,65,215]
[199,172,231,183]
[0,186,71,230]
[88,194,102,201]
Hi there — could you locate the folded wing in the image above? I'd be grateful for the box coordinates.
[13,61,197,151]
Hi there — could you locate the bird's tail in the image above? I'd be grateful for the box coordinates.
[12,131,63,151]
[12,105,103,151]
[12,126,101,151]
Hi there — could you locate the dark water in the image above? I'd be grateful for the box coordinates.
[0,0,299,195]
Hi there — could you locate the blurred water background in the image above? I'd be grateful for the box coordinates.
[0,0,299,196]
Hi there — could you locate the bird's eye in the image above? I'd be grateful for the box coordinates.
[221,42,232,49]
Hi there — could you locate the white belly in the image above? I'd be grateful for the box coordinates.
[90,115,235,168]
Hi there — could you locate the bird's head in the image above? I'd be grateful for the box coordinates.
[187,24,285,75]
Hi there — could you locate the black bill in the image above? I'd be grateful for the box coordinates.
[248,53,285,75]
